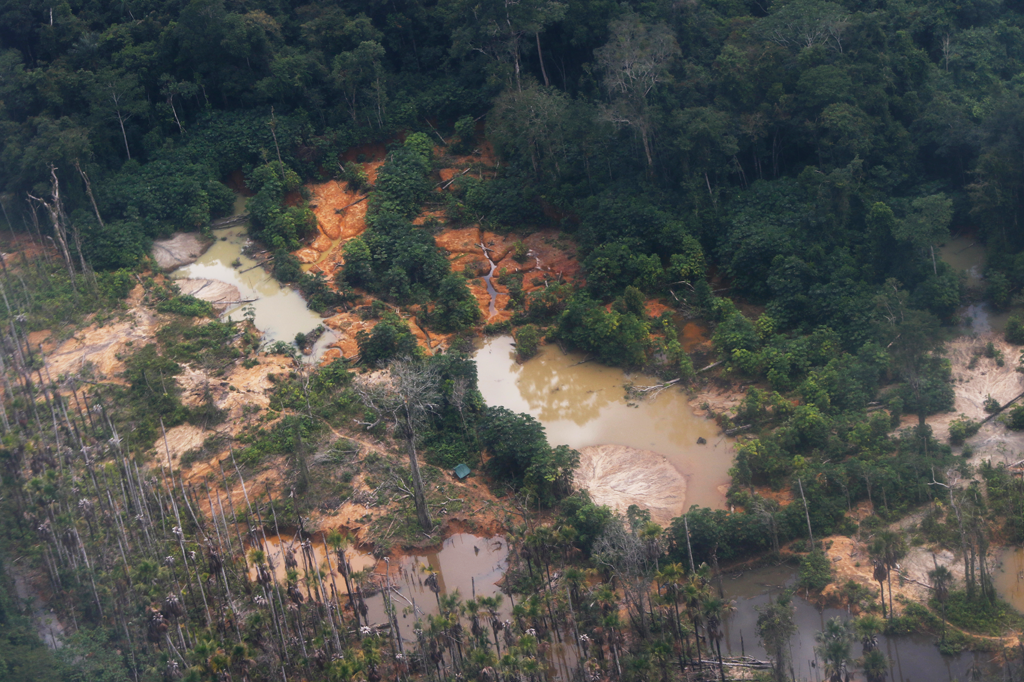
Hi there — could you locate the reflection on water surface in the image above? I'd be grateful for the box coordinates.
[475,336,732,509]
[172,201,336,361]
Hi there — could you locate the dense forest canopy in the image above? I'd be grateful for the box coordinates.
[1,0,1023,308]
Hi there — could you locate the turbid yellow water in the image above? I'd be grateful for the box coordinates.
[475,336,732,510]
[995,546,1024,613]
[172,198,337,361]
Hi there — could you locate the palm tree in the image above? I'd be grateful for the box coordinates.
[871,531,907,619]
[655,562,689,673]
[814,616,853,682]
[756,589,796,682]
[928,564,954,643]
[702,596,736,682]
[640,522,664,570]
[854,614,884,656]
[862,648,889,682]
[872,559,888,619]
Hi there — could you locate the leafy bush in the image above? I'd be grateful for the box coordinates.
[938,591,1024,637]
[156,294,214,318]
[1007,404,1024,430]
[948,416,980,445]
[1007,316,1024,344]
[514,324,541,360]
[512,240,528,263]
[798,550,834,592]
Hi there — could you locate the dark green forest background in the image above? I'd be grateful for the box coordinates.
[2,0,1023,315]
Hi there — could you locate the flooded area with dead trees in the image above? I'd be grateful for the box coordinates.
[718,564,988,682]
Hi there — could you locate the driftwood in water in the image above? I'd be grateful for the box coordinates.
[211,213,249,228]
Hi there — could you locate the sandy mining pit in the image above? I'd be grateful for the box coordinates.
[152,233,208,270]
[574,444,688,526]
[175,278,243,312]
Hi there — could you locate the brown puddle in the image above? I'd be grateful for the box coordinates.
[172,197,338,362]
[995,547,1024,613]
[475,336,732,510]
[250,533,510,642]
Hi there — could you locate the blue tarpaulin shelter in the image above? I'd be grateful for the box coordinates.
[453,463,471,480]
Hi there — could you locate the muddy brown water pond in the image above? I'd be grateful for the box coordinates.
[172,198,337,362]
[252,533,511,639]
[475,336,732,510]
[995,547,1024,614]
[721,565,989,682]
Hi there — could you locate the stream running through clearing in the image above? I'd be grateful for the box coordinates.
[939,235,1015,333]
[172,197,337,362]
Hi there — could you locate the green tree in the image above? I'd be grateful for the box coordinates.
[892,194,953,275]
[356,312,420,367]
[514,324,541,361]
[431,272,481,332]
[814,617,852,682]
[594,14,679,170]
[756,590,797,682]
[929,564,954,642]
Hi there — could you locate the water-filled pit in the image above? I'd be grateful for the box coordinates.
[251,533,511,639]
[172,199,337,362]
[474,335,732,510]
[939,235,1015,334]
[719,565,988,682]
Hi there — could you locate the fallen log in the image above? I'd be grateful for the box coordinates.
[978,390,1024,424]
[697,360,724,373]
[239,259,272,274]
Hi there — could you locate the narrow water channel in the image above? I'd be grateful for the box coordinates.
[474,336,732,510]
[480,244,498,319]
[939,236,1014,334]
[172,199,337,361]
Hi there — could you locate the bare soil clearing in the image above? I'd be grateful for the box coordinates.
[176,278,243,312]
[152,232,208,270]
[575,444,688,526]
[45,307,159,380]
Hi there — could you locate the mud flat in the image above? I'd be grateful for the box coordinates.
[574,445,687,525]
[175,278,243,312]
[152,232,208,271]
